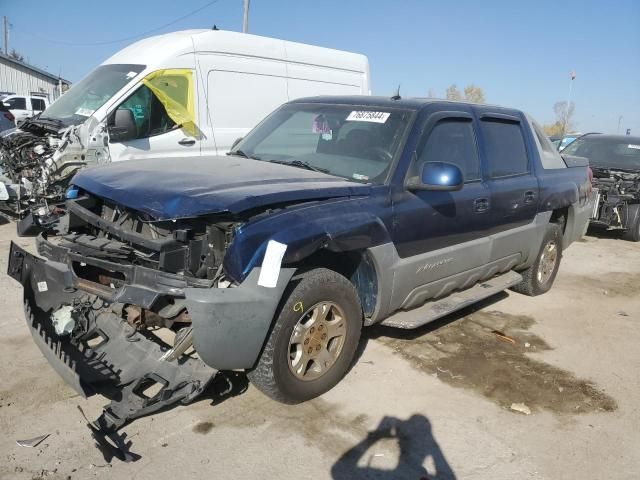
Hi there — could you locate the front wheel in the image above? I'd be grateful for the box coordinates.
[511,223,563,296]
[247,268,363,404]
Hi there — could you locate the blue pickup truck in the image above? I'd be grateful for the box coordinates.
[8,96,592,431]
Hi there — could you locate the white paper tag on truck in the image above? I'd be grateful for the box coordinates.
[346,111,390,123]
[258,240,288,288]
[0,182,8,201]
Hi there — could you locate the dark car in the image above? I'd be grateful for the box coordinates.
[563,133,640,241]
[7,96,592,431]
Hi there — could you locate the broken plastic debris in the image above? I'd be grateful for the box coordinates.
[491,330,516,344]
[16,434,50,448]
[510,403,531,415]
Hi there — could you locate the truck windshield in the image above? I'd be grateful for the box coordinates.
[232,103,413,183]
[42,64,145,126]
[563,136,640,170]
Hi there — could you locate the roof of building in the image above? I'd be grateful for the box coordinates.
[0,52,70,84]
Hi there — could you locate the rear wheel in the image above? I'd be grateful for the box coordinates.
[622,205,640,242]
[511,223,563,296]
[247,268,363,404]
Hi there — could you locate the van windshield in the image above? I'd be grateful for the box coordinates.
[42,64,145,126]
[231,103,413,184]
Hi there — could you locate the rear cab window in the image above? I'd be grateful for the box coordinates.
[529,117,566,169]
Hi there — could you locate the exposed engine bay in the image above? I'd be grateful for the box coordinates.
[7,193,241,432]
[61,192,237,281]
[0,117,110,227]
[590,167,640,229]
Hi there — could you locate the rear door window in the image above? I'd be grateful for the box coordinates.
[480,119,529,177]
[31,98,46,111]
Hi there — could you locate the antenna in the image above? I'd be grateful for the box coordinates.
[391,85,401,101]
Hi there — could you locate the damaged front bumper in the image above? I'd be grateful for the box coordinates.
[7,237,295,430]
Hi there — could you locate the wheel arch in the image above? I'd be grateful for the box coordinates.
[295,249,379,320]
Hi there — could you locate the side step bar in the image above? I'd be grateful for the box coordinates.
[380,270,523,329]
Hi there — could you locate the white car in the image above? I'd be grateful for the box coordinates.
[1,95,49,125]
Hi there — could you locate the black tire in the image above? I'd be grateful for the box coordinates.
[247,268,363,404]
[622,205,640,242]
[511,223,563,297]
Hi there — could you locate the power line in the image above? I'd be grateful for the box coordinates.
[16,0,223,47]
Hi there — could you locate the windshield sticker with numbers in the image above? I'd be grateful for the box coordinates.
[346,111,391,123]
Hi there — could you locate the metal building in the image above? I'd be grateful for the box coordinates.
[0,52,71,102]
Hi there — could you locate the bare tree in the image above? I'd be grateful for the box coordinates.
[543,101,576,137]
[463,85,485,104]
[9,48,24,62]
[444,84,486,103]
[427,88,436,98]
[445,84,462,101]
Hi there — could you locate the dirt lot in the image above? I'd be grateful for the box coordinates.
[0,218,638,480]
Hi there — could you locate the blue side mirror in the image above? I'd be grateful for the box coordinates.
[408,162,464,191]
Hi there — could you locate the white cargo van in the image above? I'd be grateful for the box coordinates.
[37,29,370,159]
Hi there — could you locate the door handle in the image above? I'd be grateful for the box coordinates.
[473,197,490,213]
[178,138,196,146]
[524,190,536,204]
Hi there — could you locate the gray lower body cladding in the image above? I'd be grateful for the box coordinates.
[185,267,295,370]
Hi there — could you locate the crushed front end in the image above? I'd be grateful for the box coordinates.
[0,118,109,232]
[7,191,293,431]
[590,167,640,230]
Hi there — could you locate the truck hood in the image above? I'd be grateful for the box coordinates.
[72,156,371,220]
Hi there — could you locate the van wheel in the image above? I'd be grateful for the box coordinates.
[511,223,563,296]
[247,268,362,404]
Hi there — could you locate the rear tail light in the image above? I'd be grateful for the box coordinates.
[3,111,14,122]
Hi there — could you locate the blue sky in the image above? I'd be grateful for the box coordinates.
[4,0,639,134]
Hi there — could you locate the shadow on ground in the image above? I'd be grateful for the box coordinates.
[331,414,455,479]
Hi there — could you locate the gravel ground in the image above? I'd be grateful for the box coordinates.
[0,218,638,480]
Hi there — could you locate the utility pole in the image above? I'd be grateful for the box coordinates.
[3,16,8,55]
[242,0,250,33]
[564,70,576,136]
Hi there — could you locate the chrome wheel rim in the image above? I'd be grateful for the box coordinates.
[288,301,347,381]
[537,240,558,285]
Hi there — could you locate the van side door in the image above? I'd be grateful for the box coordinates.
[389,110,492,311]
[476,111,540,262]
[106,74,200,162]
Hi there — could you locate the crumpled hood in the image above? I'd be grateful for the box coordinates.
[72,156,370,220]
